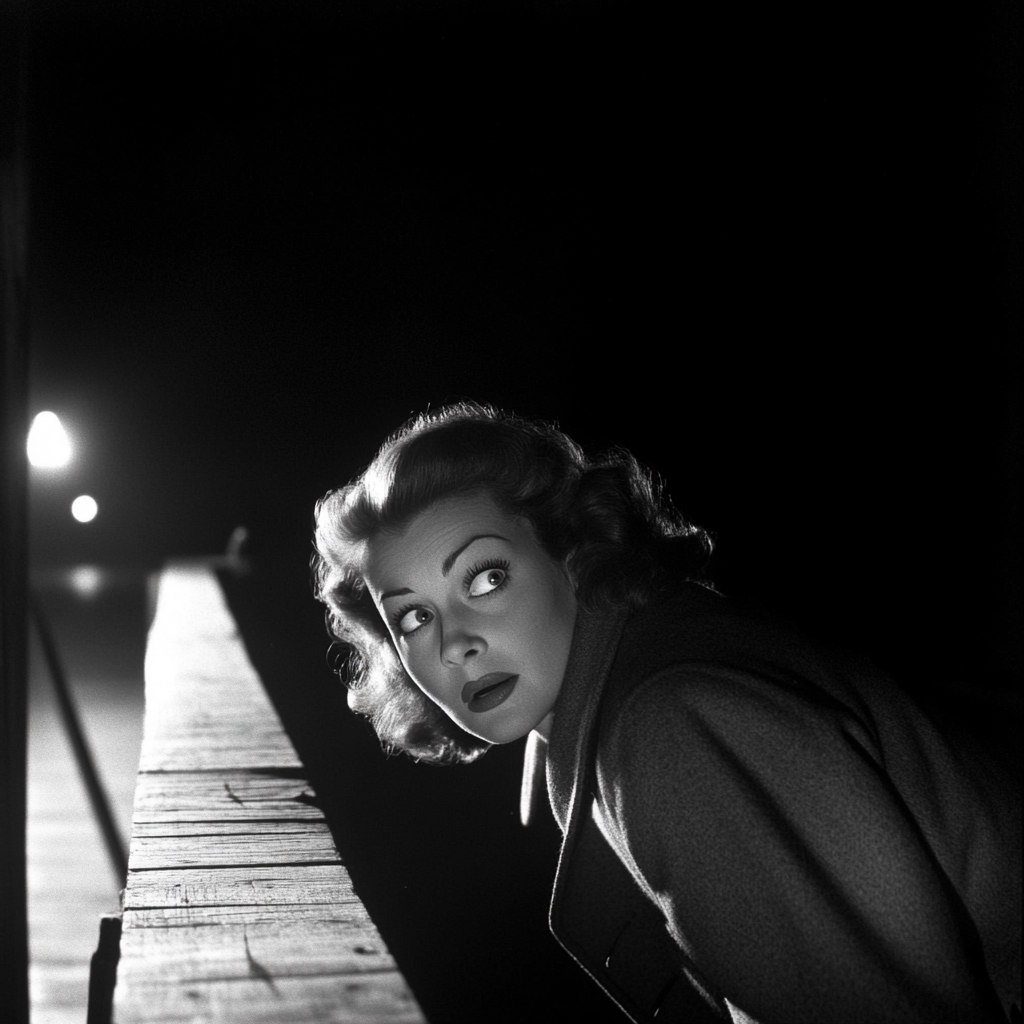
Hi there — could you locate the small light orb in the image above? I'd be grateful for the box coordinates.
[27,411,72,468]
[69,565,104,598]
[71,495,98,523]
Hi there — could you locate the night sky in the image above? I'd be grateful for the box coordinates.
[15,2,1020,1019]
[26,0,1020,691]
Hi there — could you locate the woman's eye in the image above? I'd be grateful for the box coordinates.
[398,607,432,635]
[468,567,507,597]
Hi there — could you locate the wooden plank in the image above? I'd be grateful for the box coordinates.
[132,820,335,838]
[129,826,341,871]
[124,864,361,909]
[122,905,380,929]
[139,565,300,774]
[132,771,323,823]
[124,904,382,929]
[115,564,425,1023]
[113,973,423,1024]
[139,737,300,773]
[117,915,399,978]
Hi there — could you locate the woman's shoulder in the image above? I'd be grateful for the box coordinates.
[602,650,862,753]
[602,587,1021,807]
[601,582,894,751]
[611,581,855,686]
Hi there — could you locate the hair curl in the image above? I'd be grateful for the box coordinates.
[311,402,712,765]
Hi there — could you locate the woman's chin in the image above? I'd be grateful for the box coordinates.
[457,716,537,747]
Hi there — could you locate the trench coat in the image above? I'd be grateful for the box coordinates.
[521,583,1021,1023]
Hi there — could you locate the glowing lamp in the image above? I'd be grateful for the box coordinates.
[71,495,98,523]
[27,411,72,468]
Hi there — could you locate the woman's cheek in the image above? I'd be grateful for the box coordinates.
[396,644,421,685]
[406,652,436,697]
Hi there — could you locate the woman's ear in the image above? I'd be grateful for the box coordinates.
[560,547,579,591]
[326,640,354,681]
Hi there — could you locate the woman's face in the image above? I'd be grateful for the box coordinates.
[362,492,578,744]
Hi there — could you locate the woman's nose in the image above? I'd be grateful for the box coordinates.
[440,621,486,666]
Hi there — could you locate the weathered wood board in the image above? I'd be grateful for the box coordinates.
[114,563,425,1023]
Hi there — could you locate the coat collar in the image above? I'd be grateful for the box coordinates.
[519,602,630,830]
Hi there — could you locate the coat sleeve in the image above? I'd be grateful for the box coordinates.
[594,663,1007,1024]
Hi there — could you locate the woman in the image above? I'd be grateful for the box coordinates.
[312,402,1020,1024]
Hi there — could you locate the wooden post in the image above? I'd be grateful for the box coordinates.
[0,6,31,1024]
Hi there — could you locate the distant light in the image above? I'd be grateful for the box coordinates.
[71,495,98,523]
[69,565,104,597]
[27,411,72,468]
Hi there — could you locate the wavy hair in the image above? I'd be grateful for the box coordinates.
[311,402,713,765]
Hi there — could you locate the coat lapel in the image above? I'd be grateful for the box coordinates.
[526,600,726,1023]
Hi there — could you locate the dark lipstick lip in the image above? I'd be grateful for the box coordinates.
[462,673,519,713]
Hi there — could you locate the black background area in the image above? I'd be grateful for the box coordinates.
[26,1,1021,693]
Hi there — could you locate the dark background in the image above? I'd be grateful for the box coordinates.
[22,0,1020,1020]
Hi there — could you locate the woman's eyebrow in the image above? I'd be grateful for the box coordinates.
[378,535,508,601]
[441,534,508,576]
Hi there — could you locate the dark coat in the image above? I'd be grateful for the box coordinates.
[522,583,1020,1023]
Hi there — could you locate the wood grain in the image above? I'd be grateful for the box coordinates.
[116,974,423,1024]
[124,864,357,908]
[114,563,424,1023]
[128,827,342,870]
[132,771,324,823]
[118,915,398,978]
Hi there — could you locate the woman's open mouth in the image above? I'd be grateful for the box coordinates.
[461,673,519,713]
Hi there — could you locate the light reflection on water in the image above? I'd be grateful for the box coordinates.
[68,565,103,598]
